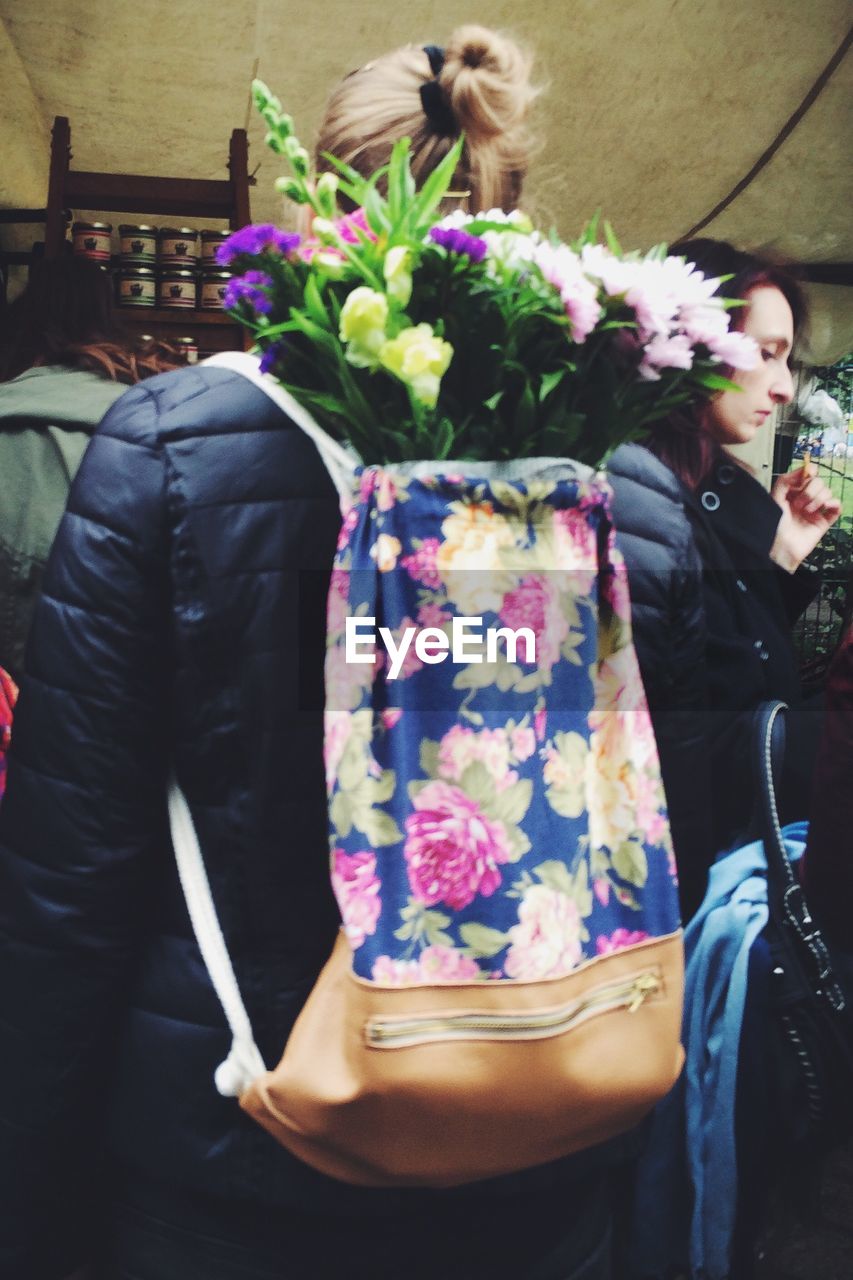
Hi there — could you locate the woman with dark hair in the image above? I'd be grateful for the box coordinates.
[608,239,840,918]
[0,257,179,676]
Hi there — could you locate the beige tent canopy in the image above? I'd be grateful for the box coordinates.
[1,0,850,361]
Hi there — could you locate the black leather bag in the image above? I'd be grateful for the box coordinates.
[747,701,853,1164]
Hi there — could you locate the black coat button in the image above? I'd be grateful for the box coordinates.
[717,464,736,485]
[701,490,720,512]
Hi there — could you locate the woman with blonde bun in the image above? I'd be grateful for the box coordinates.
[0,25,619,1280]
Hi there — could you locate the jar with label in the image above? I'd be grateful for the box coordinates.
[72,221,112,263]
[117,266,156,308]
[200,230,230,268]
[174,337,199,364]
[200,270,232,311]
[158,270,197,310]
[158,227,199,267]
[119,224,157,265]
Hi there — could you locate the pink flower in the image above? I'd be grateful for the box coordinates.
[504,885,583,980]
[417,600,451,629]
[337,208,375,245]
[595,928,649,956]
[404,780,513,910]
[380,707,403,731]
[705,329,760,371]
[437,725,517,790]
[534,701,547,743]
[337,506,359,552]
[327,568,350,636]
[418,945,481,983]
[593,876,610,907]
[499,575,567,668]
[323,710,353,791]
[639,333,694,381]
[401,537,442,589]
[331,849,381,949]
[511,726,536,762]
[534,242,602,343]
[372,955,423,986]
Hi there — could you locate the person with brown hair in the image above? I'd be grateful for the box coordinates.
[0,256,179,677]
[0,30,621,1280]
[608,239,840,918]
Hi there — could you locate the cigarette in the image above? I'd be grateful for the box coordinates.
[803,449,812,472]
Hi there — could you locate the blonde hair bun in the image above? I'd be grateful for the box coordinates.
[441,25,535,142]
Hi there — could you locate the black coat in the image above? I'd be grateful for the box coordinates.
[0,366,623,1279]
[608,444,819,918]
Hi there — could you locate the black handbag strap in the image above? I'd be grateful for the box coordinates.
[752,700,846,1013]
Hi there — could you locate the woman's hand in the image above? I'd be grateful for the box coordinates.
[770,463,842,573]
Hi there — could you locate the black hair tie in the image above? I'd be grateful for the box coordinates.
[420,44,457,136]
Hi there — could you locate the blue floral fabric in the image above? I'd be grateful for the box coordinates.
[324,459,681,985]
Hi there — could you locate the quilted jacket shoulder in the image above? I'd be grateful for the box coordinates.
[607,443,713,916]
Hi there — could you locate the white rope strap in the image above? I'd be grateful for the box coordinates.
[168,781,266,1097]
[204,350,360,502]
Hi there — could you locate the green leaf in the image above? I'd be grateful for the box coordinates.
[330,791,352,839]
[459,923,508,959]
[538,369,566,401]
[533,860,576,895]
[337,739,366,791]
[419,739,441,779]
[422,911,454,948]
[355,806,403,847]
[409,136,465,233]
[611,841,649,888]
[603,220,623,256]
[489,778,533,827]
[506,826,531,860]
[695,371,744,393]
[458,762,495,807]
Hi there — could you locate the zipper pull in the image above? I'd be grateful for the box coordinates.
[627,973,660,1013]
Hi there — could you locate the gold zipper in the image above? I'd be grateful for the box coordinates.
[366,970,661,1049]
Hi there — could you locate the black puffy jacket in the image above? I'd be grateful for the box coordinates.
[608,444,712,916]
[608,443,820,918]
[0,365,624,1278]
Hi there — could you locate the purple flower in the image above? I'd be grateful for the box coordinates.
[223,270,274,314]
[216,224,301,266]
[429,226,488,263]
[259,340,287,374]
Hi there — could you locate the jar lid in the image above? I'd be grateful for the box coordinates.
[202,270,232,279]
[73,221,111,231]
[159,227,198,238]
[174,337,198,345]
[119,224,158,234]
[120,266,156,277]
[159,269,197,279]
[201,229,230,240]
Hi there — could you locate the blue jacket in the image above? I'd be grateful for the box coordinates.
[0,365,623,1278]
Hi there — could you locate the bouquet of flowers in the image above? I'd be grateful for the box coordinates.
[218,80,758,465]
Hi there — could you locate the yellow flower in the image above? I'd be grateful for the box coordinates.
[379,323,453,408]
[370,533,403,572]
[383,245,413,306]
[339,287,389,368]
[436,501,517,614]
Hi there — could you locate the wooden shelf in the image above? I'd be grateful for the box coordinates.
[119,307,239,326]
[117,308,245,352]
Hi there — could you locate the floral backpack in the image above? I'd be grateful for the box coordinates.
[170,351,684,1188]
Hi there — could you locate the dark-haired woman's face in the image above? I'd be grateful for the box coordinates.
[706,286,795,447]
